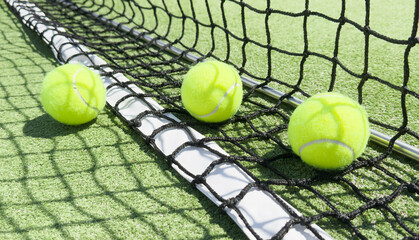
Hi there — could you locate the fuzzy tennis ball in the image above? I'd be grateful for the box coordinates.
[181,61,243,122]
[288,92,370,170]
[41,63,106,125]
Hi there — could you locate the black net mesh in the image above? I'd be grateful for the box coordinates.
[7,0,419,239]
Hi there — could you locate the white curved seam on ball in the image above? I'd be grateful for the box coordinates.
[299,139,355,158]
[72,68,100,113]
[191,83,240,118]
[313,93,369,152]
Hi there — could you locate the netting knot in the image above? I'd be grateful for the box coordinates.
[338,213,351,223]
[362,72,371,80]
[143,136,151,144]
[191,175,205,187]
[294,216,311,226]
[363,25,371,34]
[127,119,136,127]
[220,198,238,210]
[407,181,419,193]
[374,198,386,207]
[408,37,418,46]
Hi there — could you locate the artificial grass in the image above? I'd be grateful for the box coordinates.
[0,1,245,239]
[1,0,418,239]
[83,0,418,144]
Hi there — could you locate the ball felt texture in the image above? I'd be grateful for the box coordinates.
[288,92,370,170]
[41,64,106,125]
[181,61,243,122]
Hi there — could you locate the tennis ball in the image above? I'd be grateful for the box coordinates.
[288,92,370,170]
[41,63,106,125]
[181,61,243,122]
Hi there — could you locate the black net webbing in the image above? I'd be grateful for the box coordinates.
[7,0,419,239]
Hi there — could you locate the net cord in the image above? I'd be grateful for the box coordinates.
[60,0,419,162]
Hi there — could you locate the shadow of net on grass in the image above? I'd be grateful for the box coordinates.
[4,0,419,239]
[0,2,246,239]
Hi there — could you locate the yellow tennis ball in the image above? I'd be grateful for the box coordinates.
[181,61,243,122]
[41,63,106,125]
[288,92,370,170]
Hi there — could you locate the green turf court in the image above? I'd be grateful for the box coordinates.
[1,0,418,239]
[0,1,246,239]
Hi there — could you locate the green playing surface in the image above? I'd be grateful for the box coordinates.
[1,0,418,239]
